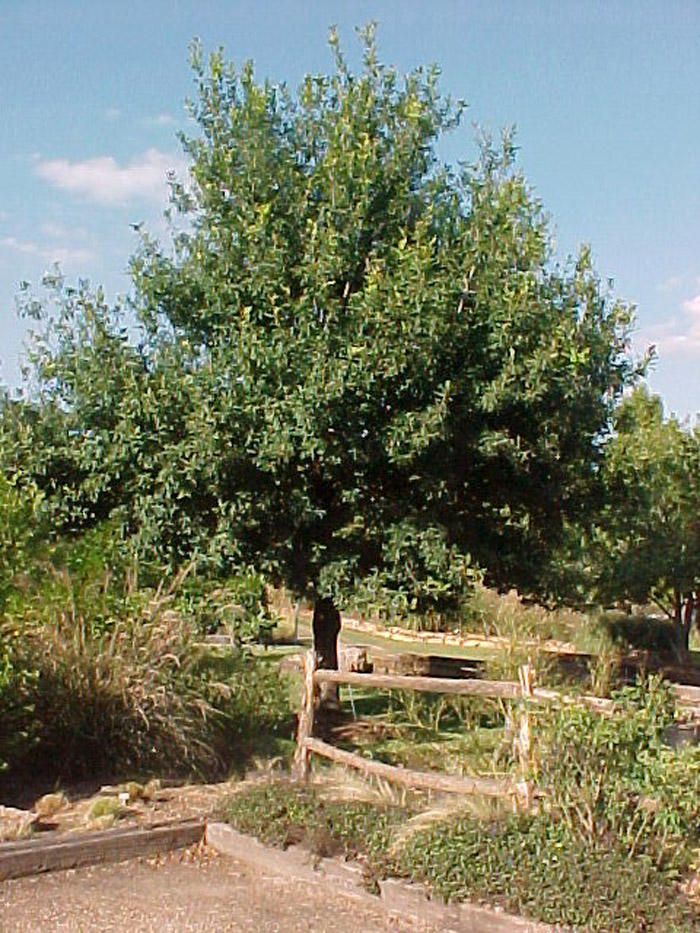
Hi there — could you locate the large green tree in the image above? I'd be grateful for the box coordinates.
[592,388,700,653]
[6,29,638,666]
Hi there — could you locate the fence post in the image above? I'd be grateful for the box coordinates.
[292,650,317,781]
[515,663,535,810]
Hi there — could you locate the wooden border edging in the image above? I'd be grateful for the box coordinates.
[0,819,205,881]
[206,822,364,892]
[304,737,513,797]
[206,822,557,933]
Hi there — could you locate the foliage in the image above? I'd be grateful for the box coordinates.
[603,611,677,652]
[590,388,700,649]
[196,651,294,755]
[6,27,639,623]
[220,778,401,872]
[397,812,697,932]
[175,568,279,644]
[0,471,41,614]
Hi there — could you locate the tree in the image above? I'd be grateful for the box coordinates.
[6,28,638,669]
[592,387,700,653]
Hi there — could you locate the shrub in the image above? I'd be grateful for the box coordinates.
[174,568,279,644]
[534,677,700,870]
[220,779,403,871]
[603,611,677,652]
[0,473,40,614]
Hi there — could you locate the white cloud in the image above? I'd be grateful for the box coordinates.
[104,107,122,121]
[39,221,88,241]
[682,294,700,316]
[34,148,186,206]
[640,291,700,359]
[656,274,685,293]
[142,112,176,127]
[0,235,93,266]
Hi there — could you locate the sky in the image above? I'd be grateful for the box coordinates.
[1,0,698,418]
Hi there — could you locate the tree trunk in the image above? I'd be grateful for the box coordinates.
[673,589,691,656]
[312,596,341,707]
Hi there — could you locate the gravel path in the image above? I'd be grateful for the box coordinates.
[0,845,431,932]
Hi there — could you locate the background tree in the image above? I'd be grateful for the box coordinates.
[5,28,638,667]
[590,387,700,653]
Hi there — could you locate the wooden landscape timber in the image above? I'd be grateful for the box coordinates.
[0,819,205,881]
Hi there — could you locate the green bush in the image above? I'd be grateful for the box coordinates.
[0,473,40,614]
[603,611,677,652]
[174,568,279,644]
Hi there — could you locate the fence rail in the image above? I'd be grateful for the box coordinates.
[292,650,700,802]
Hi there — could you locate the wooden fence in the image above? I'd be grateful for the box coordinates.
[292,650,700,806]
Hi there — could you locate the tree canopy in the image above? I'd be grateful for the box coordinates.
[4,28,639,656]
[591,388,700,650]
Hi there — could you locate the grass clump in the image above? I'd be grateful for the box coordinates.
[87,796,124,821]
[0,607,222,779]
[0,578,294,783]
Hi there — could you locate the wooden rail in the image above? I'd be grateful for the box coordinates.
[294,651,533,802]
[313,669,521,698]
[314,669,700,715]
[303,737,513,797]
[293,650,700,801]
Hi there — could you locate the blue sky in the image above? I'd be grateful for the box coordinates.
[1,0,698,417]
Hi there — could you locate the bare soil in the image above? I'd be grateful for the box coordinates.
[1,778,251,842]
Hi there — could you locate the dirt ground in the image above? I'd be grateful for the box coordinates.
[0,778,256,842]
[0,844,432,932]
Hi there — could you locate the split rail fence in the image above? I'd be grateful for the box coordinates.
[292,650,700,806]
